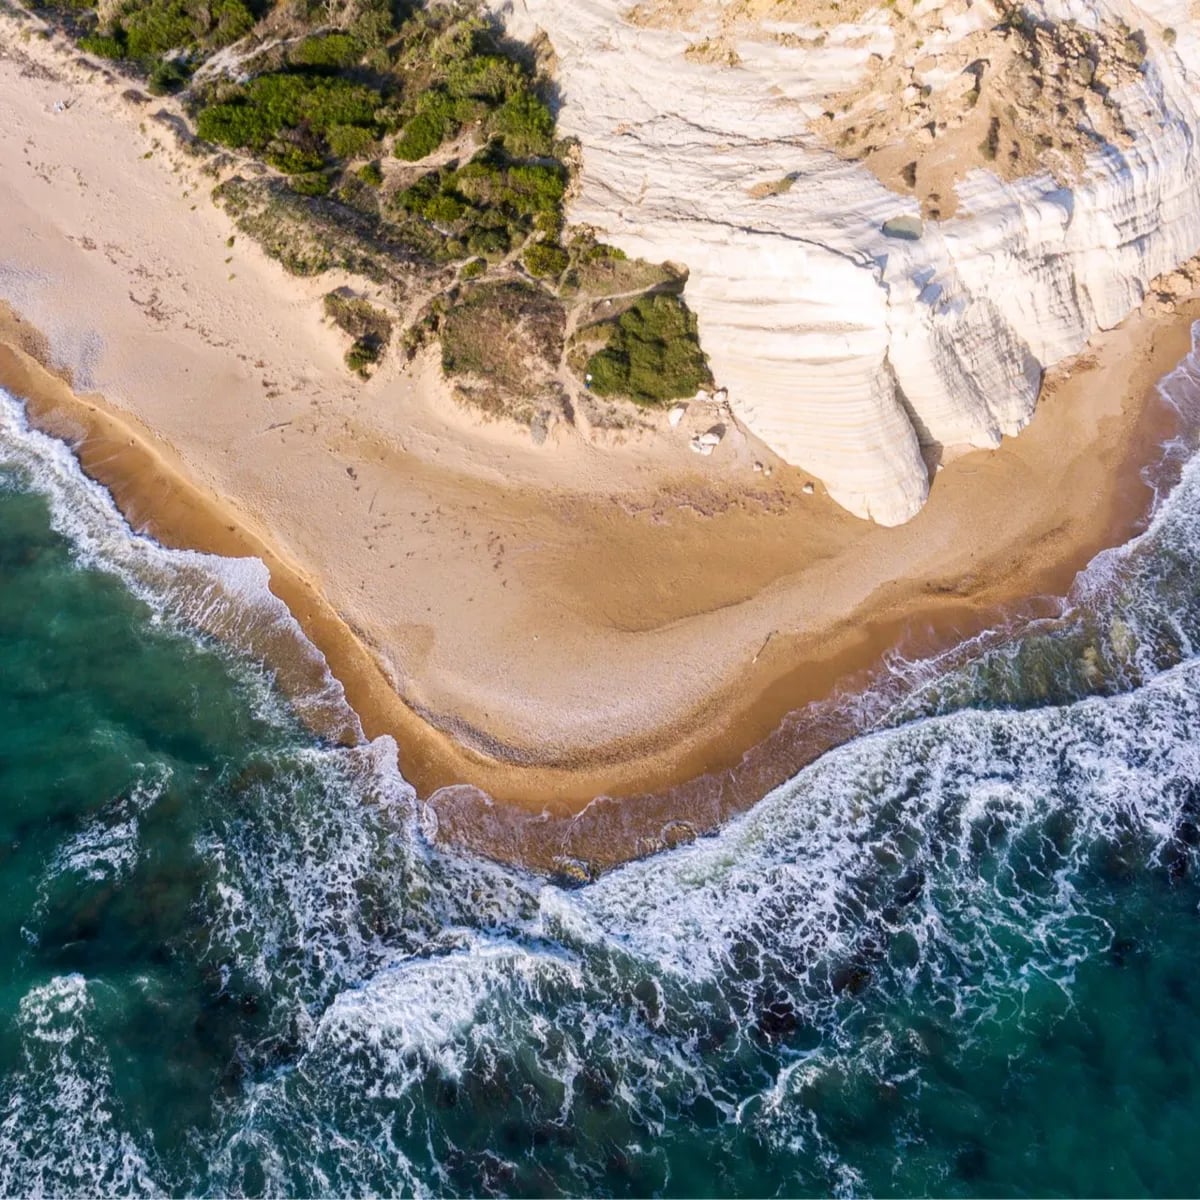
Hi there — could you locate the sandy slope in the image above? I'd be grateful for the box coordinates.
[0,16,1195,868]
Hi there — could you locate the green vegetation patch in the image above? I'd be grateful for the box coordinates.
[396,151,565,261]
[325,291,391,377]
[52,0,711,423]
[288,32,362,70]
[583,294,711,406]
[345,338,382,376]
[197,73,381,158]
[356,160,384,188]
[522,241,569,278]
[391,16,554,162]
[74,0,254,65]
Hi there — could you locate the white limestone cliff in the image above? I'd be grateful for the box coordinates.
[492,0,1200,524]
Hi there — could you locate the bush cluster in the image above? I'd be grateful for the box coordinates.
[59,0,708,414]
[196,72,381,174]
[288,32,362,70]
[397,151,565,259]
[77,0,253,65]
[392,20,554,162]
[522,241,569,278]
[585,295,712,405]
[323,292,393,343]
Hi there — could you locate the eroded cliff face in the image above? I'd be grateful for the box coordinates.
[493,0,1200,524]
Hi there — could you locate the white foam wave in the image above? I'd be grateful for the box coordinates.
[559,660,1200,985]
[0,976,161,1197]
[44,768,169,890]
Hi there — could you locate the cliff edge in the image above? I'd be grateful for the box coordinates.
[495,0,1200,523]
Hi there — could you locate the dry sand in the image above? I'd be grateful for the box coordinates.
[0,15,1195,872]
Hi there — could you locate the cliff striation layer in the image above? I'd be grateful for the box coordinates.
[495,0,1200,523]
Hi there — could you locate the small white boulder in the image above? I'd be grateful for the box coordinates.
[668,404,687,427]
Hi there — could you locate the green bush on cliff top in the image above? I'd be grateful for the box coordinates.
[585,294,711,405]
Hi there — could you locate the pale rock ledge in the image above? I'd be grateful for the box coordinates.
[492,0,1200,525]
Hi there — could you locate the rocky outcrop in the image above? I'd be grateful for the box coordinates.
[493,0,1200,524]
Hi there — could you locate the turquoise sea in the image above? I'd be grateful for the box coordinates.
[4,332,1200,1197]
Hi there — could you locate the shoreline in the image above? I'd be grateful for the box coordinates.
[2,301,1192,872]
[1,18,1198,872]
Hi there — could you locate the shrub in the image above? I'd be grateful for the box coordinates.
[197,73,381,153]
[425,192,468,223]
[584,294,711,405]
[290,171,332,196]
[347,0,395,48]
[266,139,324,174]
[209,0,254,47]
[446,52,524,103]
[123,1,193,57]
[460,257,487,279]
[356,160,384,187]
[980,116,1001,162]
[326,123,376,159]
[102,0,252,58]
[523,241,568,278]
[323,291,393,344]
[467,225,510,257]
[393,89,480,160]
[79,32,125,57]
[488,89,554,155]
[394,110,445,160]
[449,157,563,218]
[506,163,564,213]
[345,337,382,375]
[289,32,362,69]
[148,56,190,94]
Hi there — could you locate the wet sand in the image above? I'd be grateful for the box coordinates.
[1,13,1197,872]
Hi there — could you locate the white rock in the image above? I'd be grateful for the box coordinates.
[753,460,764,473]
[802,481,815,495]
[698,428,723,447]
[492,0,1200,525]
[668,404,687,427]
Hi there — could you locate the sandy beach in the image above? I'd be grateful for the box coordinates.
[1,15,1197,871]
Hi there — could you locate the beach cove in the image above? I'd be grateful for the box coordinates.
[3,16,1199,872]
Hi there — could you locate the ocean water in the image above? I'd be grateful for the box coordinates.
[3,331,1200,1198]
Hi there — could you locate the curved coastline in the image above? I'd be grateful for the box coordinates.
[2,19,1200,872]
[1,301,1194,872]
